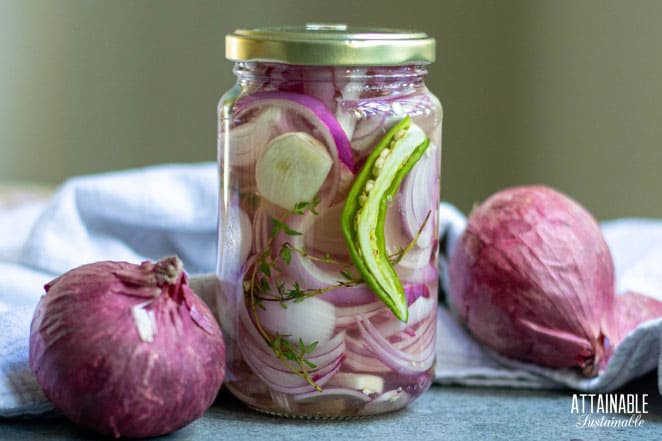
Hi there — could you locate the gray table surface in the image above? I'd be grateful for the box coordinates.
[2,372,660,441]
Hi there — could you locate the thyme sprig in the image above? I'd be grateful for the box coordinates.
[259,278,361,306]
[389,210,432,264]
[246,195,325,391]
[280,242,340,265]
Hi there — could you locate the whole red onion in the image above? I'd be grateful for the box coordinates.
[29,256,225,438]
[449,186,614,376]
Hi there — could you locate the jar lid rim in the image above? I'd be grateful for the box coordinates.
[226,24,436,66]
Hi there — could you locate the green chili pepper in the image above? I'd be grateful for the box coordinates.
[341,116,430,322]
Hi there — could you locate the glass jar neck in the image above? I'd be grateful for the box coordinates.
[233,62,428,94]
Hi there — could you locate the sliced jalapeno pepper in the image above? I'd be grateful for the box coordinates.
[341,116,430,322]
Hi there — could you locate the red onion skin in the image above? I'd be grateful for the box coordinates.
[449,186,614,376]
[608,291,662,344]
[29,258,225,439]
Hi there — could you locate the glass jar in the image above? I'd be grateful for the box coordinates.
[216,24,442,418]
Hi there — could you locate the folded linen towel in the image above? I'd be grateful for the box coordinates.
[1,162,660,418]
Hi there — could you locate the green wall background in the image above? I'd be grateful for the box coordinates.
[1,0,661,219]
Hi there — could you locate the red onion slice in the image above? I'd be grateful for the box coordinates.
[344,292,435,352]
[343,284,431,331]
[240,341,343,394]
[344,311,436,374]
[303,68,338,114]
[356,315,435,375]
[404,283,431,305]
[374,292,436,338]
[243,311,345,376]
[335,301,388,327]
[216,202,251,338]
[293,387,371,404]
[224,107,288,167]
[351,113,387,147]
[410,93,441,138]
[321,286,379,307]
[395,263,437,285]
[303,203,350,259]
[391,315,436,353]
[217,206,252,281]
[235,92,354,172]
[327,372,384,395]
[238,293,344,364]
[334,74,365,140]
[339,92,430,153]
[358,389,413,415]
[237,297,346,394]
[343,349,391,374]
[251,204,273,254]
[242,328,345,383]
[256,296,336,346]
[272,211,378,307]
[380,142,438,283]
[349,112,399,155]
[397,142,439,249]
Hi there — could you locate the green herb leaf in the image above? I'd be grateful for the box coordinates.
[304,341,319,354]
[311,194,321,215]
[340,269,353,280]
[272,334,282,352]
[271,218,301,236]
[283,224,302,236]
[259,277,270,293]
[293,201,309,214]
[271,219,284,237]
[259,262,271,277]
[280,246,292,264]
[255,297,267,311]
[287,282,304,301]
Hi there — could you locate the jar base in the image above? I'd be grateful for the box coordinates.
[226,380,422,419]
[248,406,365,421]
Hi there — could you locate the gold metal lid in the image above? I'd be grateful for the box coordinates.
[225,24,435,66]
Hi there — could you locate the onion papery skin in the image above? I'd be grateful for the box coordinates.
[449,186,615,376]
[29,257,225,439]
[607,291,662,345]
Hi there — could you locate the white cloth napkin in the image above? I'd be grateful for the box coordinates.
[1,162,661,418]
